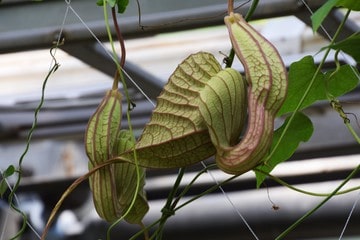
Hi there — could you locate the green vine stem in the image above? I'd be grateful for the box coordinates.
[152,168,186,239]
[329,97,360,144]
[129,164,235,240]
[149,165,225,239]
[101,2,143,239]
[244,0,259,21]
[130,162,360,239]
[173,174,240,213]
[326,50,360,144]
[40,158,131,240]
[275,164,360,239]
[130,218,162,240]
[272,9,360,239]
[345,121,360,144]
[129,169,188,239]
[266,9,352,163]
[171,165,218,209]
[112,7,126,68]
[8,46,60,240]
[255,169,360,197]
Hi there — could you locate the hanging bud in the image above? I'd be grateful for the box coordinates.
[220,12,288,174]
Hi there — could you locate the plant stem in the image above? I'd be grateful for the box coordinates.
[225,0,259,68]
[102,2,142,239]
[255,169,360,197]
[273,10,358,239]
[245,0,259,21]
[345,121,360,144]
[171,164,217,209]
[112,7,126,68]
[151,168,186,239]
[12,47,59,240]
[225,48,235,68]
[130,166,218,239]
[41,158,130,239]
[275,164,360,239]
[103,2,119,90]
[227,0,234,14]
[174,174,239,212]
[326,50,360,143]
[267,9,352,162]
[130,218,163,240]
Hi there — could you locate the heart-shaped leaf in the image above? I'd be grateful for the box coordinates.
[329,33,360,63]
[256,112,314,187]
[120,52,222,168]
[278,56,359,116]
[311,0,339,32]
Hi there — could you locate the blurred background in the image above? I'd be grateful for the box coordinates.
[0,0,360,239]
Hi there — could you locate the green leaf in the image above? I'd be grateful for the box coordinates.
[278,56,358,116]
[329,33,360,63]
[336,0,360,10]
[96,0,117,7]
[108,0,117,7]
[255,112,314,187]
[277,56,325,116]
[0,165,14,197]
[311,0,360,32]
[3,165,15,178]
[0,180,8,198]
[311,0,339,32]
[117,0,129,13]
[96,0,129,13]
[325,64,360,97]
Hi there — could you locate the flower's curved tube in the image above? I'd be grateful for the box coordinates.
[119,52,247,169]
[218,12,288,174]
[85,89,148,223]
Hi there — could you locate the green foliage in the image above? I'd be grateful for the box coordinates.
[116,0,129,13]
[96,0,129,13]
[325,64,359,96]
[277,56,325,116]
[0,182,7,198]
[311,0,339,32]
[3,165,15,179]
[256,112,314,187]
[277,56,359,116]
[329,33,360,63]
[262,54,358,186]
[311,0,360,32]
[93,3,359,237]
[0,165,15,198]
[337,0,360,10]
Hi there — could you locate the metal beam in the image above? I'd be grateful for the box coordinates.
[60,42,164,98]
[0,0,329,53]
[1,90,359,159]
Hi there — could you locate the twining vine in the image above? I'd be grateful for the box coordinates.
[0,42,64,239]
[1,0,359,240]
